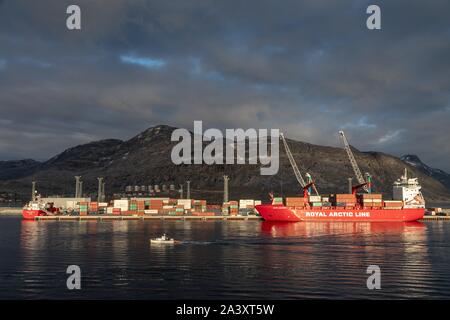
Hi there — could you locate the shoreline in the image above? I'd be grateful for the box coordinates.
[1,207,449,220]
[0,207,22,215]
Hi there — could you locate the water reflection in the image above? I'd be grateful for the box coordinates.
[261,221,426,238]
[9,218,450,299]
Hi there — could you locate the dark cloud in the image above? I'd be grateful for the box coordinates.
[0,0,449,170]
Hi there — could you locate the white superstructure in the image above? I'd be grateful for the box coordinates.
[393,168,425,208]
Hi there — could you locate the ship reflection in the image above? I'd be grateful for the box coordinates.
[261,221,426,238]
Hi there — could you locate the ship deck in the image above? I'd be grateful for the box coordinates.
[34,215,264,221]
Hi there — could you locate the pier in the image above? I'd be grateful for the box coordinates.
[34,215,264,221]
[420,215,450,221]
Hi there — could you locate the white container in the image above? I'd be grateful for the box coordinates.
[309,196,321,202]
[178,199,192,209]
[114,199,129,210]
[66,200,77,209]
[145,209,159,214]
[239,199,255,207]
[254,200,262,206]
[107,207,113,214]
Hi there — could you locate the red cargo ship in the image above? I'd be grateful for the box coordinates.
[256,169,426,222]
[255,205,424,222]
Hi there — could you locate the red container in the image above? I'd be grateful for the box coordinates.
[150,200,164,209]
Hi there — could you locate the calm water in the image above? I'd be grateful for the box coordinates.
[0,216,449,299]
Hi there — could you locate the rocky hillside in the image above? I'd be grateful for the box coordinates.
[0,125,449,204]
[401,155,450,190]
[0,159,41,180]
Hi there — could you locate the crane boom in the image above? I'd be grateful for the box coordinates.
[280,133,319,195]
[338,130,369,192]
[280,133,306,187]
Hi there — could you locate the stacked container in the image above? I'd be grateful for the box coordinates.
[175,205,184,215]
[239,199,255,215]
[332,194,357,208]
[193,200,207,213]
[89,202,98,214]
[98,202,108,215]
[127,200,138,215]
[383,200,403,209]
[137,200,145,215]
[113,199,129,215]
[222,202,230,215]
[360,194,383,208]
[228,201,239,215]
[239,199,254,208]
[308,195,322,207]
[177,199,192,210]
[149,199,164,213]
[79,202,88,216]
[286,197,307,207]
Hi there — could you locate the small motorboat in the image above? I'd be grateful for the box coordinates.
[150,234,180,244]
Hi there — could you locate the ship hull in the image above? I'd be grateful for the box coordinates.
[255,204,424,222]
[22,209,47,220]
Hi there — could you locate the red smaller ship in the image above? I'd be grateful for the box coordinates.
[22,195,58,220]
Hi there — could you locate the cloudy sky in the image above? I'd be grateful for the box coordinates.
[1,0,449,170]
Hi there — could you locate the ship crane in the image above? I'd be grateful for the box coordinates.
[338,130,371,193]
[280,133,319,196]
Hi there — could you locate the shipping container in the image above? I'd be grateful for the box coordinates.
[113,199,129,210]
[309,196,321,202]
[361,194,382,199]
[286,197,307,206]
[177,199,192,209]
[239,199,255,208]
[272,197,283,204]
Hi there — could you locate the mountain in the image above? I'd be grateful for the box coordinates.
[0,125,449,204]
[0,159,41,180]
[401,155,450,190]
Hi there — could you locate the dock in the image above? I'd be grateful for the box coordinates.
[32,214,450,222]
[420,215,450,221]
[0,207,21,215]
[34,215,264,221]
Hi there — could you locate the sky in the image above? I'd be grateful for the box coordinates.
[0,0,449,171]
